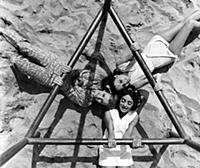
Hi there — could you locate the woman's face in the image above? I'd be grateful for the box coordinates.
[75,71,90,87]
[93,90,113,106]
[114,74,130,91]
[119,94,134,114]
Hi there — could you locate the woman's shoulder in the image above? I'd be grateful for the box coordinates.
[107,108,118,116]
[106,108,118,113]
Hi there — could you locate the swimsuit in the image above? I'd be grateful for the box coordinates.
[99,109,137,167]
[118,35,178,85]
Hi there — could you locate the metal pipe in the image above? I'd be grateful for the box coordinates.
[185,139,200,152]
[27,138,184,145]
[67,1,111,67]
[26,5,107,138]
[108,6,187,139]
[0,2,110,167]
[169,131,180,138]
[25,86,59,137]
[0,138,28,167]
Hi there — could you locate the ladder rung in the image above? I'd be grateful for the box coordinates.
[27,138,185,145]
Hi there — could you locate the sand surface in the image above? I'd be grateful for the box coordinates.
[1,0,200,168]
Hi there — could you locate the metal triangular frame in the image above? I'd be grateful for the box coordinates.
[1,0,200,167]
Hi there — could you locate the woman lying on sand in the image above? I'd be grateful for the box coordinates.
[1,10,200,108]
[102,10,200,93]
[0,22,114,107]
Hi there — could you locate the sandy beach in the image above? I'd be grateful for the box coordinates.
[1,0,200,168]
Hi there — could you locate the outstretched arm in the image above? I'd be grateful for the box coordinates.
[131,73,164,89]
[104,110,116,148]
[136,89,149,115]
[104,110,115,139]
[131,78,150,89]
[123,89,149,138]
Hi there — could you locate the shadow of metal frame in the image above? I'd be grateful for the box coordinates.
[1,0,200,167]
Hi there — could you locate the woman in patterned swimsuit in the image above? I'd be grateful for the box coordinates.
[0,26,113,107]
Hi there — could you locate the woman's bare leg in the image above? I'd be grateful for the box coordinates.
[158,10,200,55]
[169,19,200,55]
[158,10,200,41]
[158,21,186,42]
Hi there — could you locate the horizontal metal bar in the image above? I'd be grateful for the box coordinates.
[27,138,184,145]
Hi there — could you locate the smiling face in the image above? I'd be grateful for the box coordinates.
[119,94,134,114]
[113,74,130,91]
[93,90,113,106]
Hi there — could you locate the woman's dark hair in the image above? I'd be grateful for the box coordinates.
[116,85,142,111]
[70,69,82,87]
[101,68,124,95]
